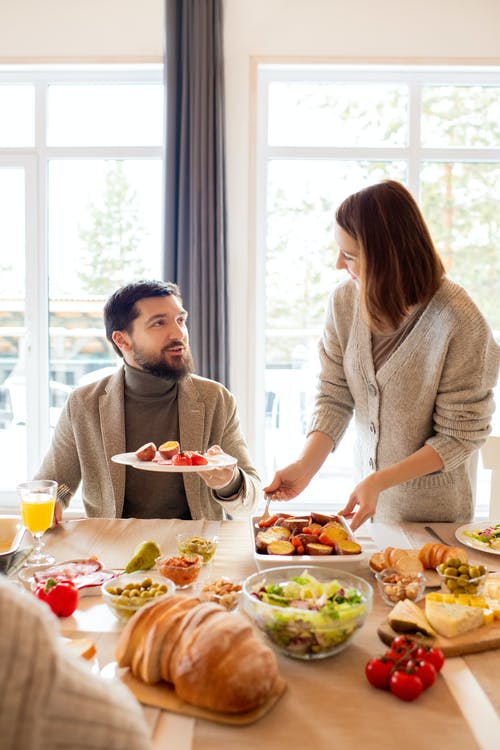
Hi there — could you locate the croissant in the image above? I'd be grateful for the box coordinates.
[115,594,281,714]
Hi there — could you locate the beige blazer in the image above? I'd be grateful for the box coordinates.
[35,369,260,520]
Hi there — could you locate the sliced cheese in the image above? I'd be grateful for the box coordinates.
[425,592,487,608]
[483,609,494,626]
[388,598,436,637]
[424,600,483,638]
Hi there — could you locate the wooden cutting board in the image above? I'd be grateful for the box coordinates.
[378,617,500,657]
[120,669,287,725]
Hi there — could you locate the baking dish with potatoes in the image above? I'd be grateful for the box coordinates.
[251,511,369,570]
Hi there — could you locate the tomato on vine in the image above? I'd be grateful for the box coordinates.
[406,659,437,689]
[414,645,445,673]
[365,635,444,702]
[365,657,395,690]
[389,670,424,702]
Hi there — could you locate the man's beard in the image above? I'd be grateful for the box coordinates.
[131,342,194,380]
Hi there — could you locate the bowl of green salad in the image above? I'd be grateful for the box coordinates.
[242,566,373,659]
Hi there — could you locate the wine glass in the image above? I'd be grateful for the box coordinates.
[17,479,58,566]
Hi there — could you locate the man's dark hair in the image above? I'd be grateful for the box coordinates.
[104,280,182,357]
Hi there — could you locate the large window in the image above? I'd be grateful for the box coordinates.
[258,65,500,515]
[0,66,163,509]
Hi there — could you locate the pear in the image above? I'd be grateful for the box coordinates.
[125,540,161,573]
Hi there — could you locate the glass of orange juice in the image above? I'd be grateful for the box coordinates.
[17,479,58,566]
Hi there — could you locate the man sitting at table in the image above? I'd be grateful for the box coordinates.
[34,280,260,522]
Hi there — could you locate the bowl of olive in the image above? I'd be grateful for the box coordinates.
[101,572,175,623]
[176,533,218,563]
[436,558,488,595]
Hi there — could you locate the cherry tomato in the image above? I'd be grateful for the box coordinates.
[34,576,79,617]
[365,657,395,690]
[391,635,418,652]
[189,452,208,466]
[389,670,424,702]
[384,635,418,663]
[406,659,437,689]
[414,645,445,673]
[172,452,192,466]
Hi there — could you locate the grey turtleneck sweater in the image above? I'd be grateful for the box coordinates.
[122,364,190,519]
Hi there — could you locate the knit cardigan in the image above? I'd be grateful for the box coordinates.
[0,577,151,750]
[310,278,500,522]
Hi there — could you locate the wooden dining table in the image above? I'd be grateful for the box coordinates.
[20,516,500,750]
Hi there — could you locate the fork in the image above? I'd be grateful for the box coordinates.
[259,496,271,524]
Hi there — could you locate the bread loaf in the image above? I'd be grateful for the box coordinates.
[115,595,281,714]
[172,605,279,713]
[370,543,468,573]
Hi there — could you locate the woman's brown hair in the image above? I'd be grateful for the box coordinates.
[335,180,445,331]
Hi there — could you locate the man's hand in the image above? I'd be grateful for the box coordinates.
[197,444,239,492]
[199,465,238,491]
[51,500,63,527]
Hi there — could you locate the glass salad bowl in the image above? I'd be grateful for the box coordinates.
[242,565,373,660]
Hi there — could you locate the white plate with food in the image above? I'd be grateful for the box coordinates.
[111,451,237,473]
[18,557,117,596]
[251,512,369,570]
[455,521,500,555]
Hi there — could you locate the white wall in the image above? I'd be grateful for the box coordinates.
[223,0,500,451]
[0,0,163,61]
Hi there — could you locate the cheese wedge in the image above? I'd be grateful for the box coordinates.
[424,600,483,638]
[388,599,436,637]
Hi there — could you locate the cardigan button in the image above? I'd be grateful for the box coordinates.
[368,383,377,397]
[369,422,376,434]
[369,457,375,469]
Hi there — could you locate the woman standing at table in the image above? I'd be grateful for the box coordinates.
[264,180,500,531]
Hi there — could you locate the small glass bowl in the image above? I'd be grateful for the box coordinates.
[101,572,174,623]
[436,562,488,595]
[156,553,202,588]
[176,534,218,563]
[199,577,243,611]
[375,568,426,606]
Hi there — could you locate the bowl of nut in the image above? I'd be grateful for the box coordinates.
[101,572,175,623]
[199,577,242,611]
[375,567,426,606]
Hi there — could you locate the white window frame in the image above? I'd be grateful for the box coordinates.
[0,65,163,509]
[255,63,500,513]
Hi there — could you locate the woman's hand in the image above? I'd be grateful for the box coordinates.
[339,475,380,531]
[340,446,445,530]
[264,431,335,501]
[263,460,314,500]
